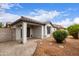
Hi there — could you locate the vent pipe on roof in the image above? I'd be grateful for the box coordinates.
[21,16,24,18]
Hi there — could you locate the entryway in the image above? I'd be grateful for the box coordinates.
[27,27,30,37]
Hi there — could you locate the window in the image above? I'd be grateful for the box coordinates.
[47,26,51,34]
[21,29,22,38]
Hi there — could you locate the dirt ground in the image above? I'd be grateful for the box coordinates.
[33,36,79,56]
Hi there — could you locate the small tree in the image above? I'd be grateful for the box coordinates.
[0,22,3,28]
[67,24,79,39]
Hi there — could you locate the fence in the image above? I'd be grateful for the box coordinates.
[0,28,16,42]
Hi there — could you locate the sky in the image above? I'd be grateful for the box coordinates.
[0,3,79,27]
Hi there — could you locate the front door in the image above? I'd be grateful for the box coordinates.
[27,27,30,37]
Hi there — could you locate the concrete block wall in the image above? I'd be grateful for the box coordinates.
[0,28,16,42]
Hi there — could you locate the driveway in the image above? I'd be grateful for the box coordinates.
[0,39,38,56]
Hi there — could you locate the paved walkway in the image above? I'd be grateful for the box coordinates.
[0,39,38,56]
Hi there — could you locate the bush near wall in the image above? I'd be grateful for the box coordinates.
[53,30,68,43]
[0,22,3,28]
[67,24,79,39]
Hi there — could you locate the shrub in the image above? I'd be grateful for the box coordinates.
[53,30,68,43]
[0,22,3,28]
[67,24,79,39]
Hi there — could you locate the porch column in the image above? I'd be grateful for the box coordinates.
[45,25,47,37]
[41,25,44,39]
[22,22,27,44]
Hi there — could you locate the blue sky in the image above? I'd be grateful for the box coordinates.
[0,3,79,27]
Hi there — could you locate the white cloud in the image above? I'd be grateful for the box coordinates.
[0,12,20,22]
[0,3,22,10]
[73,18,79,24]
[63,14,69,16]
[0,3,14,9]
[0,3,21,23]
[68,8,72,11]
[53,18,73,28]
[26,9,60,22]
[53,17,79,28]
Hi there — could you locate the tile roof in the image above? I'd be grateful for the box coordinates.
[11,16,47,26]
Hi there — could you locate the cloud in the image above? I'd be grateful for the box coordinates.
[62,14,69,16]
[26,9,60,22]
[0,3,22,10]
[53,18,73,27]
[0,9,61,24]
[0,12,20,22]
[0,3,14,10]
[53,17,79,28]
[0,3,21,23]
[73,18,79,24]
[68,8,72,11]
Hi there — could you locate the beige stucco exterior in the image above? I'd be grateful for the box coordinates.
[32,26,42,38]
[44,23,55,38]
[12,21,55,44]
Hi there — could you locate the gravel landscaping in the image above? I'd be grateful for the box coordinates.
[33,36,79,56]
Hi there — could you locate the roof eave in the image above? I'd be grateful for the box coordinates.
[11,19,45,26]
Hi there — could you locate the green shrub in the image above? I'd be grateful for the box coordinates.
[67,24,79,39]
[53,30,68,43]
[0,22,3,28]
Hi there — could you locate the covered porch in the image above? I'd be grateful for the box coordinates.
[15,22,45,44]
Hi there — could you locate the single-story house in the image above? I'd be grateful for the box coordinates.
[50,23,64,30]
[10,16,56,44]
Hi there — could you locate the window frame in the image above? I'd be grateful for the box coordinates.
[47,26,51,34]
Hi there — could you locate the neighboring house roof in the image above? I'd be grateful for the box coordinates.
[11,16,48,26]
[50,22,64,29]
[5,22,12,28]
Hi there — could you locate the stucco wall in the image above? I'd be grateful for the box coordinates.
[12,28,16,40]
[32,26,41,38]
[16,27,21,41]
[0,28,16,42]
[44,23,55,38]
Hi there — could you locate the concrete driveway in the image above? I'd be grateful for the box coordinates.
[0,39,38,56]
